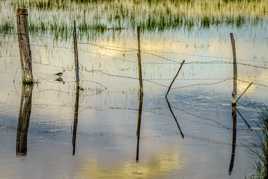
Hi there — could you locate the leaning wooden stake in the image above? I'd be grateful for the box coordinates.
[73,20,80,87]
[236,81,254,130]
[229,32,238,175]
[235,82,253,103]
[166,60,185,97]
[16,8,33,84]
[136,26,144,162]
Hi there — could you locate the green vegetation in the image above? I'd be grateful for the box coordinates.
[0,0,267,38]
[255,110,268,179]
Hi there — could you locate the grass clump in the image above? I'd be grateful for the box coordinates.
[255,109,268,179]
[0,0,267,39]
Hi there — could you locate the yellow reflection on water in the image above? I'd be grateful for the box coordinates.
[78,151,183,179]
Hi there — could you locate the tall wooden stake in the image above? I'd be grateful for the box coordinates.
[72,20,80,155]
[136,26,144,162]
[229,32,237,175]
[16,8,33,84]
[230,33,237,102]
[73,20,80,87]
[137,26,143,93]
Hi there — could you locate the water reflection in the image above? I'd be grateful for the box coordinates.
[78,151,182,179]
[72,85,80,155]
[0,13,266,178]
[136,88,143,162]
[16,84,33,156]
[228,102,237,175]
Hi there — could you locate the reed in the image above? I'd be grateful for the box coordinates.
[0,0,267,38]
[256,110,268,179]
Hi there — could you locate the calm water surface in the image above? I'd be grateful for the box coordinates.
[0,3,268,179]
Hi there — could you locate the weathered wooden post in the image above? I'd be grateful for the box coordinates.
[16,8,33,84]
[72,20,80,155]
[230,33,238,106]
[229,32,238,175]
[137,26,143,93]
[136,26,144,162]
[73,20,80,87]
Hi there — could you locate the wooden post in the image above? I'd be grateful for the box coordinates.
[137,26,143,94]
[72,20,80,155]
[136,26,144,162]
[236,82,253,130]
[73,20,80,87]
[229,32,237,175]
[166,60,185,97]
[230,33,237,102]
[16,8,33,84]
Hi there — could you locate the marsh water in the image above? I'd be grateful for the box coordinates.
[0,1,268,179]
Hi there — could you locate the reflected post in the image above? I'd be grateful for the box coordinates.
[16,84,33,156]
[136,88,144,162]
[72,85,80,155]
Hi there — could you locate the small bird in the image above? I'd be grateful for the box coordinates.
[79,86,84,91]
[54,70,65,77]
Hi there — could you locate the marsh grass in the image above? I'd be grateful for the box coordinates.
[0,0,267,38]
[254,109,268,179]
